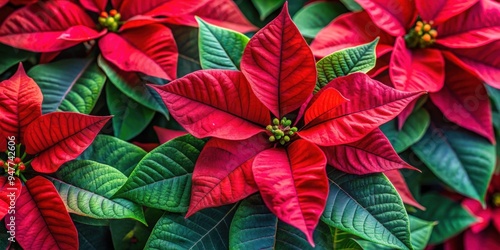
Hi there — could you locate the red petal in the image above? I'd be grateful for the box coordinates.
[99,24,178,80]
[39,52,61,64]
[58,25,106,42]
[253,139,328,246]
[186,135,270,217]
[415,0,478,25]
[153,126,186,144]
[385,170,425,210]
[304,88,348,124]
[430,62,495,143]
[241,3,316,118]
[0,176,22,220]
[464,227,500,249]
[79,0,107,12]
[462,198,490,233]
[0,0,7,7]
[437,0,500,48]
[322,128,417,174]
[119,15,160,31]
[449,41,500,88]
[0,1,93,52]
[355,0,416,36]
[151,70,270,140]
[390,37,445,92]
[0,64,42,151]
[299,73,425,146]
[310,11,394,58]
[163,0,257,33]
[397,99,418,130]
[11,176,78,250]
[24,112,111,173]
[118,0,207,20]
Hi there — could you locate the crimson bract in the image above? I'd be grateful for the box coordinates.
[152,4,425,245]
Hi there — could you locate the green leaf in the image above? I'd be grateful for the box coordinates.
[0,44,32,75]
[71,214,109,227]
[172,26,201,77]
[50,160,146,224]
[351,215,435,250]
[340,0,363,11]
[408,216,435,249]
[315,38,378,92]
[229,194,332,249]
[332,228,362,250]
[114,135,206,212]
[412,124,496,202]
[486,84,500,112]
[75,222,113,250]
[380,108,431,153]
[106,83,155,141]
[293,2,348,38]
[251,0,285,20]
[78,134,147,177]
[97,55,169,117]
[321,168,412,250]
[414,193,476,244]
[196,17,249,70]
[28,57,106,114]
[145,204,237,249]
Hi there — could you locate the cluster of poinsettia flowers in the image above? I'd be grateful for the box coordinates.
[0,65,111,249]
[0,0,256,78]
[312,0,500,143]
[153,4,424,245]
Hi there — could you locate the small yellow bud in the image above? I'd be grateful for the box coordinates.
[266,125,273,131]
[110,22,118,31]
[422,34,432,43]
[114,13,121,22]
[416,21,423,27]
[280,140,286,145]
[284,136,290,142]
[273,118,280,125]
[288,131,294,136]
[414,26,422,32]
[269,136,276,142]
[98,17,107,25]
[429,29,438,38]
[290,127,298,132]
[106,17,115,26]
[423,24,431,32]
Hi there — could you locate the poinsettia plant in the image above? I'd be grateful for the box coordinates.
[152,4,425,245]
[0,64,111,249]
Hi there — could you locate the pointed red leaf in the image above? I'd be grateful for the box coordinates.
[163,0,257,33]
[117,0,208,20]
[321,128,417,174]
[58,25,106,42]
[153,126,186,144]
[99,24,178,80]
[305,88,348,124]
[390,37,445,92]
[11,176,78,250]
[186,135,270,217]
[80,0,107,12]
[39,52,61,64]
[355,0,416,36]
[430,62,494,143]
[0,176,22,220]
[0,64,42,151]
[448,42,500,88]
[464,227,500,249]
[384,170,425,210]
[310,11,394,58]
[299,73,425,146]
[241,3,316,118]
[437,0,500,48]
[0,1,94,52]
[253,139,328,246]
[151,70,270,140]
[415,0,478,25]
[24,112,111,173]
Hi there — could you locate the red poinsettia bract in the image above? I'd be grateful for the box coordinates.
[0,0,256,80]
[0,64,111,249]
[311,0,500,142]
[152,5,424,245]
[445,174,500,249]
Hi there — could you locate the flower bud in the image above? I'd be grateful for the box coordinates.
[273,118,280,125]
[290,127,298,132]
[276,135,282,140]
[110,9,118,17]
[423,24,431,32]
[106,17,115,26]
[18,164,25,171]
[284,136,290,142]
[269,136,276,142]
[266,125,273,131]
[429,29,438,38]
[14,157,21,164]
[98,17,107,25]
[422,34,431,42]
[114,13,121,22]
[100,11,108,18]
